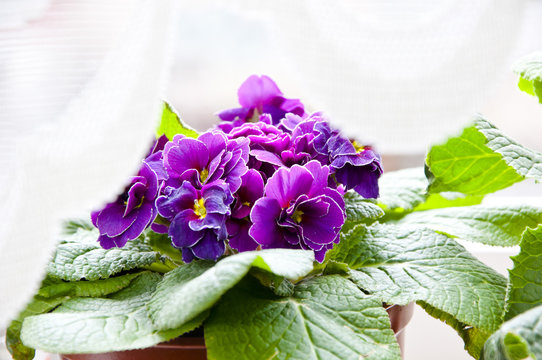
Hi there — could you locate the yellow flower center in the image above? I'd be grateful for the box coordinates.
[292,209,304,224]
[200,168,209,182]
[193,198,207,219]
[352,140,365,153]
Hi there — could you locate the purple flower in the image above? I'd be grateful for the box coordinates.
[163,131,249,193]
[227,169,264,252]
[156,181,233,262]
[92,162,159,249]
[314,121,383,198]
[144,135,169,182]
[249,161,345,262]
[217,75,305,130]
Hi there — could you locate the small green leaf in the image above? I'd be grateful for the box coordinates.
[6,296,68,360]
[205,275,401,360]
[514,52,542,103]
[342,191,384,232]
[481,304,542,360]
[47,227,160,281]
[20,273,205,354]
[145,231,183,265]
[37,272,142,298]
[147,249,315,331]
[330,223,507,334]
[426,117,542,195]
[156,101,198,140]
[395,205,542,247]
[63,218,94,235]
[506,226,542,320]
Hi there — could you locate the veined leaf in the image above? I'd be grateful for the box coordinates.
[328,223,507,352]
[147,249,315,331]
[514,52,542,103]
[6,296,68,360]
[20,273,205,354]
[481,304,542,360]
[506,226,542,320]
[343,191,384,232]
[205,275,401,360]
[47,227,160,281]
[156,101,198,140]
[395,205,542,247]
[38,272,143,298]
[426,117,542,195]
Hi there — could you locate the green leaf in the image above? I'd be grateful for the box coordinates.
[6,296,68,360]
[506,226,542,320]
[20,272,205,354]
[156,101,198,140]
[63,218,94,235]
[514,52,542,103]
[47,227,160,281]
[37,272,143,298]
[481,304,542,360]
[395,205,542,247]
[147,249,315,331]
[205,275,401,360]
[413,192,483,211]
[329,224,507,335]
[342,191,384,232]
[377,167,429,214]
[426,117,542,195]
[145,231,183,265]
[376,168,481,220]
[419,301,492,359]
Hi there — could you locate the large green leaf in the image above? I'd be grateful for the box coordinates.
[514,52,542,103]
[156,101,198,140]
[47,227,161,281]
[20,272,205,354]
[205,275,401,360]
[506,226,542,320]
[329,223,507,351]
[426,118,531,195]
[6,296,68,360]
[481,305,542,360]
[395,205,542,247]
[147,249,315,331]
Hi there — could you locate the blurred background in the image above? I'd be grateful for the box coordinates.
[1,0,541,359]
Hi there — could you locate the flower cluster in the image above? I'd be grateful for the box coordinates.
[92,75,382,262]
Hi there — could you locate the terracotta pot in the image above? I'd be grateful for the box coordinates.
[62,303,415,360]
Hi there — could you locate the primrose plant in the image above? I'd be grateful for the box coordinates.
[6,54,542,360]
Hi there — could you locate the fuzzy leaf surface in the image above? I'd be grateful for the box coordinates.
[506,226,542,320]
[514,51,542,103]
[482,305,542,360]
[395,205,542,247]
[47,228,160,281]
[205,275,401,360]
[330,224,507,334]
[20,273,205,354]
[147,249,315,330]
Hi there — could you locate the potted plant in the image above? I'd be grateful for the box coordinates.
[5,53,542,360]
